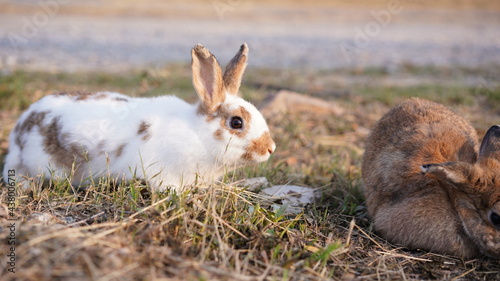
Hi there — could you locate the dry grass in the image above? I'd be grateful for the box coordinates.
[1,67,500,280]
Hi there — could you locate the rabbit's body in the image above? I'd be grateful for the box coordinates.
[362,98,500,258]
[3,44,276,191]
[6,92,222,188]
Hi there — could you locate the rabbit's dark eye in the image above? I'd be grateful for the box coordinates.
[230,116,243,129]
[489,212,500,228]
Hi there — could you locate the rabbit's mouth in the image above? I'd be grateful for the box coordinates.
[240,132,276,163]
[246,151,273,163]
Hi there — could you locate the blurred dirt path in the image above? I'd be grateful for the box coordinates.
[0,0,499,72]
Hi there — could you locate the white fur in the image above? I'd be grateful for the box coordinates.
[3,91,273,191]
[3,44,276,191]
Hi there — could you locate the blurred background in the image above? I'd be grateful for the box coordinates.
[1,3,500,279]
[1,0,499,74]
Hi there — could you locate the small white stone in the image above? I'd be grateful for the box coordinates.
[238,177,270,191]
[260,185,319,205]
[29,213,57,224]
[260,185,320,215]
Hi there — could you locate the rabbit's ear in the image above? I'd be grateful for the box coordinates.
[192,44,225,115]
[223,43,248,96]
[479,125,500,161]
[421,162,477,188]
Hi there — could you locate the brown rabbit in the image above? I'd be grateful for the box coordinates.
[362,98,500,258]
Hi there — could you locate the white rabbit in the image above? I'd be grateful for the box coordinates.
[2,44,276,191]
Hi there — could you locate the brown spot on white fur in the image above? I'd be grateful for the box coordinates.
[95,93,108,99]
[197,104,210,117]
[15,133,23,150]
[14,111,49,150]
[114,97,129,102]
[222,106,251,138]
[237,106,251,126]
[55,91,98,101]
[55,91,128,102]
[202,105,252,139]
[242,131,274,161]
[41,116,87,169]
[137,121,152,141]
[214,129,224,141]
[13,111,87,169]
[115,143,127,158]
[96,140,107,156]
[15,111,48,135]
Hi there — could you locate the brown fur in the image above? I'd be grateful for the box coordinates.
[192,44,249,117]
[242,132,274,161]
[362,98,500,259]
[204,105,252,139]
[114,97,129,102]
[192,44,258,142]
[213,129,224,141]
[41,117,87,169]
[15,111,48,135]
[191,45,225,115]
[115,143,127,158]
[222,43,248,95]
[14,111,87,171]
[191,44,274,160]
[216,105,251,138]
[14,111,49,150]
[96,140,107,156]
[137,121,152,141]
[55,91,98,101]
[55,91,128,103]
